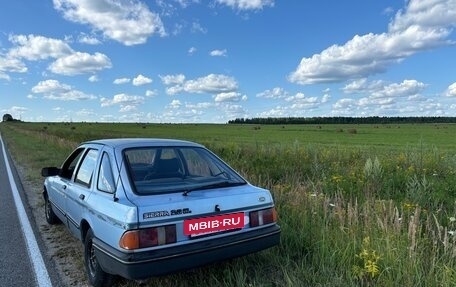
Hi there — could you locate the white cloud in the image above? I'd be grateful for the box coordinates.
[162,73,238,95]
[31,79,97,100]
[7,106,30,114]
[8,34,73,60]
[169,99,182,109]
[256,87,288,99]
[2,34,110,79]
[184,74,238,94]
[76,108,97,117]
[161,107,204,123]
[257,106,287,118]
[155,0,200,17]
[358,97,395,108]
[113,77,131,84]
[216,0,274,10]
[32,79,72,94]
[172,23,184,36]
[53,0,166,46]
[446,82,456,97]
[395,97,444,115]
[342,79,384,94]
[220,103,248,120]
[100,93,145,112]
[160,99,247,123]
[88,75,99,82]
[0,72,10,81]
[210,49,227,57]
[165,85,184,95]
[322,94,331,103]
[191,21,207,34]
[343,79,427,98]
[284,92,320,110]
[119,105,138,113]
[214,92,243,102]
[289,0,456,84]
[78,33,101,45]
[408,94,426,101]
[185,102,213,109]
[132,74,152,86]
[175,0,200,8]
[155,0,177,17]
[100,93,144,106]
[145,90,157,97]
[285,93,317,103]
[256,91,329,118]
[371,79,426,98]
[389,0,456,33]
[9,106,29,113]
[383,7,395,16]
[0,54,27,78]
[49,52,112,75]
[160,74,186,85]
[46,88,96,101]
[1,106,29,119]
[188,47,197,55]
[332,98,358,114]
[331,78,441,116]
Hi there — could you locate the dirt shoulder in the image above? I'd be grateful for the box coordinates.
[14,163,89,287]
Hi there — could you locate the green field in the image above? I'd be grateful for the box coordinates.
[1,121,456,286]
[5,121,456,150]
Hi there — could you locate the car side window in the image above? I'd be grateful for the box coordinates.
[75,149,99,188]
[60,148,85,180]
[97,152,115,193]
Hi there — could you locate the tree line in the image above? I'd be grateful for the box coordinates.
[228,116,456,125]
[2,114,22,122]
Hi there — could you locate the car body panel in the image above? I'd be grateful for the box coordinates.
[93,224,280,280]
[42,138,280,281]
[46,176,69,222]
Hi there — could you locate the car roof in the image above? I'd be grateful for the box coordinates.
[82,138,203,149]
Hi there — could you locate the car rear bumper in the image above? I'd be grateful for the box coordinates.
[93,224,280,280]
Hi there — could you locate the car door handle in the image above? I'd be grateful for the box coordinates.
[62,185,67,190]
[79,194,85,200]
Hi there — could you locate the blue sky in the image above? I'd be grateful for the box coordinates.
[1,0,456,123]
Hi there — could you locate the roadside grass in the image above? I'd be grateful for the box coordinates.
[1,122,456,286]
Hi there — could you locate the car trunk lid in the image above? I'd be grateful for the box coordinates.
[132,184,273,225]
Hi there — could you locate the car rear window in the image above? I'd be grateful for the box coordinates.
[124,146,245,195]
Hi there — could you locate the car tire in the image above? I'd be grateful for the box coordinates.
[44,194,59,224]
[84,229,114,287]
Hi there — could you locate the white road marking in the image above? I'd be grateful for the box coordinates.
[0,134,53,287]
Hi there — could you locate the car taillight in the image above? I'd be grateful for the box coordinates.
[119,225,176,250]
[250,207,278,227]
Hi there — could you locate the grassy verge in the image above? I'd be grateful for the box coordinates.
[1,122,456,286]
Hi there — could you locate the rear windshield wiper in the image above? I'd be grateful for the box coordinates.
[183,181,245,196]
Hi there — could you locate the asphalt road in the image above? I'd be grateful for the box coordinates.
[0,135,58,287]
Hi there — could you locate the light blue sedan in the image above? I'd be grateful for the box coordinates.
[42,138,280,287]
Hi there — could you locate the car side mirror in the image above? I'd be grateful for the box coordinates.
[41,167,61,177]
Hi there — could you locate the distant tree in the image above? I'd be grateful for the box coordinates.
[228,116,456,125]
[2,114,13,122]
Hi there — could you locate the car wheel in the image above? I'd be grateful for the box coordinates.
[84,229,114,287]
[44,194,59,224]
